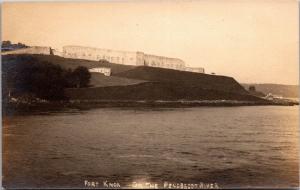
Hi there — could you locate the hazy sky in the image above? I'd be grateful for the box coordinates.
[2,0,299,85]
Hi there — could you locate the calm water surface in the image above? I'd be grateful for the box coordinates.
[3,106,299,188]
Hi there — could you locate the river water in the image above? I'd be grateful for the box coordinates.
[3,106,299,188]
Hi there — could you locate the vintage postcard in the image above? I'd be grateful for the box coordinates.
[1,0,299,189]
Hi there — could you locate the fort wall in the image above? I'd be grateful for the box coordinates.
[143,53,185,71]
[62,46,186,71]
[62,46,138,66]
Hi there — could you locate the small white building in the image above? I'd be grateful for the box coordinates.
[88,67,111,76]
[185,67,205,74]
[264,93,283,100]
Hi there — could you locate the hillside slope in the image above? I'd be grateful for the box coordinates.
[3,54,266,102]
[116,66,248,94]
[66,82,264,101]
[90,73,146,87]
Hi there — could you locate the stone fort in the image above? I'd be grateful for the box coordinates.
[1,45,204,73]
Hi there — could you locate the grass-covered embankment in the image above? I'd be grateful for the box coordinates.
[3,54,287,109]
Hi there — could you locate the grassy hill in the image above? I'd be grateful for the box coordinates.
[65,82,264,101]
[242,83,299,98]
[115,66,248,94]
[90,73,146,87]
[3,54,266,102]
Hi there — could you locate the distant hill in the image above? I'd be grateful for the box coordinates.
[2,54,266,102]
[242,83,299,98]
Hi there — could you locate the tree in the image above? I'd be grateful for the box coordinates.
[71,66,91,88]
[13,61,68,100]
[249,85,256,92]
[2,40,12,47]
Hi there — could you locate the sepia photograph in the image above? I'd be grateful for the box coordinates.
[1,0,299,189]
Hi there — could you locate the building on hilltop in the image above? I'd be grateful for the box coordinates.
[88,67,111,76]
[141,53,185,71]
[62,46,187,71]
[185,67,205,74]
[63,46,139,66]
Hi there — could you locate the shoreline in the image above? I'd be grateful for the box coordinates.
[3,99,298,115]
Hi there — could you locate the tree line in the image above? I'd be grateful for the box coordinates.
[2,55,91,101]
